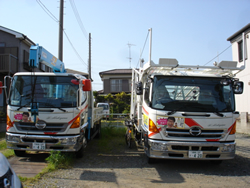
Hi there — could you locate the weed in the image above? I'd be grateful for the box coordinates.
[45,151,74,169]
[98,126,126,153]
[0,132,5,139]
[0,139,7,150]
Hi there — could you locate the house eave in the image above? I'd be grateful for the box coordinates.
[227,23,250,42]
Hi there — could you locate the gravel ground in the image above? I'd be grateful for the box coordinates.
[24,133,250,188]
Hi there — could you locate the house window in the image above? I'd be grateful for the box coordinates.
[0,42,6,47]
[238,40,248,62]
[111,79,122,92]
[238,40,243,62]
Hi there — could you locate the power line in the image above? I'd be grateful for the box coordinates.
[36,0,88,68]
[203,45,232,66]
[63,30,88,66]
[69,0,89,40]
[36,0,59,22]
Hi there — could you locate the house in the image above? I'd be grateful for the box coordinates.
[0,26,37,121]
[99,69,132,94]
[227,23,250,121]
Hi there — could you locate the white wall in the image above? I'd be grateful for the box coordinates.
[232,33,250,114]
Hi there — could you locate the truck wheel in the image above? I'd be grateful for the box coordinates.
[14,150,26,157]
[147,156,156,164]
[75,145,84,158]
[95,124,101,139]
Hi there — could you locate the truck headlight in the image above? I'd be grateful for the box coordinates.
[60,137,77,145]
[6,135,20,143]
[221,144,235,152]
[150,142,168,151]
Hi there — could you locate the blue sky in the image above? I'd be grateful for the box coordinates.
[0,0,249,91]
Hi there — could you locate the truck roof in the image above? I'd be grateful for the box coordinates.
[13,72,87,79]
[140,58,244,78]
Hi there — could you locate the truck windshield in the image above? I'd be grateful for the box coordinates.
[151,76,235,112]
[9,75,79,108]
[97,104,109,110]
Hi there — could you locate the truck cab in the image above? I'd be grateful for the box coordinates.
[97,103,110,119]
[130,58,244,163]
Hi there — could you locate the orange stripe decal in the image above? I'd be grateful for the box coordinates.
[142,106,149,115]
[68,104,88,125]
[185,118,203,128]
[227,122,235,133]
[148,127,162,138]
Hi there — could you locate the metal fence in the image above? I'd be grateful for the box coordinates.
[101,113,130,127]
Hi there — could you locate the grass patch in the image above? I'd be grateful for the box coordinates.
[45,151,74,169]
[0,139,7,149]
[0,132,5,139]
[98,123,126,153]
[0,133,15,158]
[1,149,14,158]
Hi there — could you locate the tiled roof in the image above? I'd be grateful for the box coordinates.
[99,69,132,76]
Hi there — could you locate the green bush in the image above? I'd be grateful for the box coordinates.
[94,91,131,114]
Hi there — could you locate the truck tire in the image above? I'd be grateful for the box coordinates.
[14,150,26,157]
[147,156,156,164]
[75,145,84,158]
[95,123,101,139]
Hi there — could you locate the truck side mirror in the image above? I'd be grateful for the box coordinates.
[233,81,243,94]
[0,81,2,94]
[136,82,143,95]
[82,79,91,91]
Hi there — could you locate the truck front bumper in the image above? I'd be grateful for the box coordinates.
[145,139,235,160]
[6,132,85,152]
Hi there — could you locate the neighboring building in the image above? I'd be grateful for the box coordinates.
[227,23,250,120]
[0,26,36,122]
[99,69,132,94]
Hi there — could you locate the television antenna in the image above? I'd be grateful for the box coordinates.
[127,42,136,68]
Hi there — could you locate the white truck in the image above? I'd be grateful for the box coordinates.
[97,103,110,119]
[0,45,103,158]
[128,29,244,163]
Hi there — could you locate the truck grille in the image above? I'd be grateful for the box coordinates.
[166,128,225,139]
[15,122,68,132]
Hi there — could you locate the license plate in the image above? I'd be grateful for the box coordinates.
[188,151,203,158]
[32,143,46,150]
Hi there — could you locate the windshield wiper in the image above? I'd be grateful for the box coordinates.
[43,102,67,112]
[214,111,224,117]
[166,103,189,115]
[17,104,29,111]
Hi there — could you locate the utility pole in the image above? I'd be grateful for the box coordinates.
[58,0,64,61]
[127,42,135,68]
[88,33,91,80]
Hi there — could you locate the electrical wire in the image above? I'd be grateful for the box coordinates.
[36,0,88,68]
[63,30,88,66]
[36,0,59,22]
[136,30,150,68]
[203,45,232,66]
[69,0,89,40]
